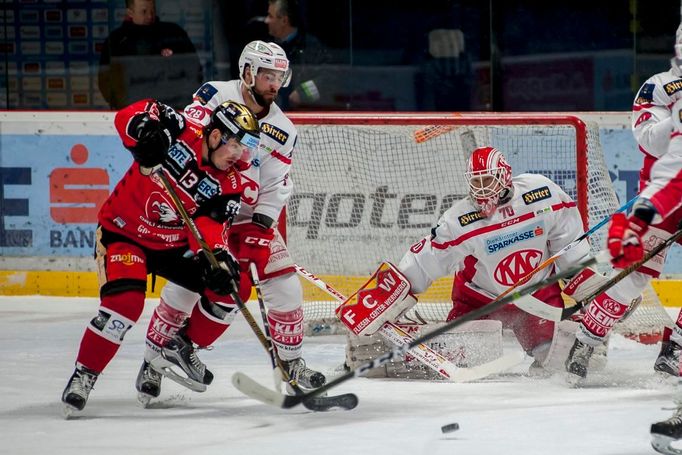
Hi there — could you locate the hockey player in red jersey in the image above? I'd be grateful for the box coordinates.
[61,99,261,416]
[135,41,326,405]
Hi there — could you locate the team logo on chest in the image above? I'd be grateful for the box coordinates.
[145,191,178,224]
[493,249,543,286]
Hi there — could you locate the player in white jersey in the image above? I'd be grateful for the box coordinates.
[339,146,603,375]
[625,23,682,380]
[398,146,588,372]
[606,24,682,455]
[564,23,682,387]
[134,41,325,405]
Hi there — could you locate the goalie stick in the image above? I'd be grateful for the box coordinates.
[249,264,358,411]
[154,169,357,411]
[231,255,598,409]
[294,264,523,382]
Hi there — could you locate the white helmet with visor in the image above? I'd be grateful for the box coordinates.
[239,40,292,88]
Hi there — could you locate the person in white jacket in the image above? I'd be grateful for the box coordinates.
[135,41,325,406]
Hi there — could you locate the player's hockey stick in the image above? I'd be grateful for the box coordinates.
[249,263,358,410]
[560,226,682,320]
[250,263,286,389]
[294,264,523,382]
[154,169,357,411]
[512,225,682,322]
[231,255,598,409]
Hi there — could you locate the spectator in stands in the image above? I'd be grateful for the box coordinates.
[265,0,330,110]
[98,0,203,110]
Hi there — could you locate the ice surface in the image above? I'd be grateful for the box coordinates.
[0,296,678,455]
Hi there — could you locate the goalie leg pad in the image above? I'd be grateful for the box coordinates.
[344,320,504,380]
[563,267,611,303]
[539,320,608,373]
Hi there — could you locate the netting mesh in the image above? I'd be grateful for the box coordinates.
[285,115,671,338]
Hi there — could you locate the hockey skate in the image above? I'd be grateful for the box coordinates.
[282,358,326,392]
[150,331,213,393]
[61,366,98,417]
[135,360,163,407]
[565,338,594,382]
[654,340,681,377]
[652,408,682,455]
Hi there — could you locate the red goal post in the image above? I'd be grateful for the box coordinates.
[280,112,669,341]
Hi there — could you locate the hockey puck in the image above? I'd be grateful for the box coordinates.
[441,423,460,434]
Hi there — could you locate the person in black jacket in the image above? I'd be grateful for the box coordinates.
[265,0,330,110]
[98,0,203,110]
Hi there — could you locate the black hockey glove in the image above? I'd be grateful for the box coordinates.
[196,248,240,296]
[157,103,185,139]
[195,194,242,225]
[128,114,171,168]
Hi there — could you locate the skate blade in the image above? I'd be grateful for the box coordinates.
[652,434,682,455]
[150,356,207,393]
[137,392,153,408]
[565,372,586,388]
[62,403,79,420]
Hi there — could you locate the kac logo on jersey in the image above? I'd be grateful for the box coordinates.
[459,210,484,227]
[261,123,289,145]
[485,222,544,254]
[493,249,543,286]
[664,79,682,97]
[522,186,551,205]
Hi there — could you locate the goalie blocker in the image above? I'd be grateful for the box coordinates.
[336,263,418,336]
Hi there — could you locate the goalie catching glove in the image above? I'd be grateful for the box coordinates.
[335,262,418,336]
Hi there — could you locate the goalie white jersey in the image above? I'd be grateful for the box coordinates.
[399,173,590,297]
[183,79,297,225]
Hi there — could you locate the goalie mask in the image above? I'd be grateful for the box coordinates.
[239,40,292,89]
[206,101,260,170]
[465,146,513,217]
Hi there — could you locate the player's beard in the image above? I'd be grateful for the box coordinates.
[250,86,276,107]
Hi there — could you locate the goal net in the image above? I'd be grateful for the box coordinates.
[284,113,671,342]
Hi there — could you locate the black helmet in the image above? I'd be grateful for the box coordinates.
[208,101,260,150]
